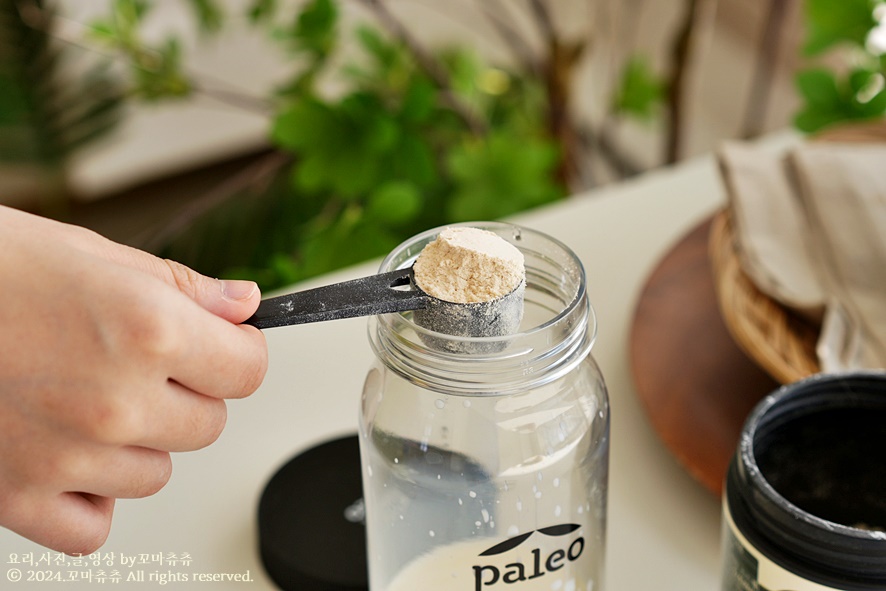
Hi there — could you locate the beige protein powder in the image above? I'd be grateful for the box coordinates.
[413,227,525,304]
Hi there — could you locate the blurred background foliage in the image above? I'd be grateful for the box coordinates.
[794,0,886,132]
[1,0,885,290]
[0,0,124,214]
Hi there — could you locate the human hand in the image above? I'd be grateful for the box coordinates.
[0,205,268,554]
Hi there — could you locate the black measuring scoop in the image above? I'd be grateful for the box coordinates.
[243,266,525,348]
[243,268,425,329]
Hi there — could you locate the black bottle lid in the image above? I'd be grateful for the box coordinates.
[258,434,368,591]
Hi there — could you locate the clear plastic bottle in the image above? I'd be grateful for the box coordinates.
[359,222,609,591]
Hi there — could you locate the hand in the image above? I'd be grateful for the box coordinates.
[0,205,268,554]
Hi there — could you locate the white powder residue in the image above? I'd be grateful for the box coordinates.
[413,227,525,303]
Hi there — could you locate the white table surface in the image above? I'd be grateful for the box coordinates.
[0,135,798,589]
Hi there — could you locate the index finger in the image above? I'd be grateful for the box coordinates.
[165,299,269,400]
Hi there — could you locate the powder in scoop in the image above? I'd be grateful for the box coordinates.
[413,227,525,303]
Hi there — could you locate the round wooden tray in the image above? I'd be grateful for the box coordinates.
[629,216,779,495]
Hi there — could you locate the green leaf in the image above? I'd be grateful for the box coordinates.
[298,211,397,277]
[803,0,879,55]
[401,78,436,122]
[188,0,225,33]
[289,0,337,58]
[446,131,562,221]
[793,108,845,133]
[0,74,29,125]
[796,69,840,107]
[356,25,398,70]
[849,68,874,94]
[131,37,192,100]
[363,115,399,153]
[332,150,381,198]
[366,181,422,225]
[859,87,886,115]
[291,155,328,193]
[439,47,483,99]
[272,100,337,151]
[612,55,665,121]
[112,0,151,34]
[88,20,117,43]
[849,68,886,114]
[394,134,438,188]
[247,0,277,23]
[793,67,886,132]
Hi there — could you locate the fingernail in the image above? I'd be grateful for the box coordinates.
[221,279,258,302]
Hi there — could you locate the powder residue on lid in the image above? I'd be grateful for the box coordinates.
[413,227,525,304]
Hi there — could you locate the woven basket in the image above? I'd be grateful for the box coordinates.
[709,121,886,384]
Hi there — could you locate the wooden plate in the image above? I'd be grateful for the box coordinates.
[629,216,780,495]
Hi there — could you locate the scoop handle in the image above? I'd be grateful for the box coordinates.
[244,268,429,329]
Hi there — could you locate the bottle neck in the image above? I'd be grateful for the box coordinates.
[369,223,595,396]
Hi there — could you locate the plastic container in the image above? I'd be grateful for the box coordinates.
[722,371,886,591]
[359,222,609,591]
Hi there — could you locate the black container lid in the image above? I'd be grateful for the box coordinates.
[258,435,368,591]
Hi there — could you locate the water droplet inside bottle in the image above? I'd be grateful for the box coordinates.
[481,509,490,523]
[393,457,399,464]
[469,490,477,498]
[555,505,562,517]
[463,400,472,408]
[429,530,435,537]
[507,525,519,536]
[458,498,463,506]
[435,399,445,409]
[553,477,560,488]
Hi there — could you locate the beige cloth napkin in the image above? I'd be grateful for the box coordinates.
[718,140,886,373]
[718,143,825,316]
[787,143,886,371]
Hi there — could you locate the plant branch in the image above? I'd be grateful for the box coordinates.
[520,0,587,189]
[20,5,272,117]
[577,124,644,179]
[354,0,487,134]
[663,0,716,164]
[137,150,291,252]
[475,0,541,75]
[741,0,793,139]
[190,83,274,115]
[526,0,557,45]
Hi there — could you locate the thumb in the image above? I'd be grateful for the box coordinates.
[158,259,261,324]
